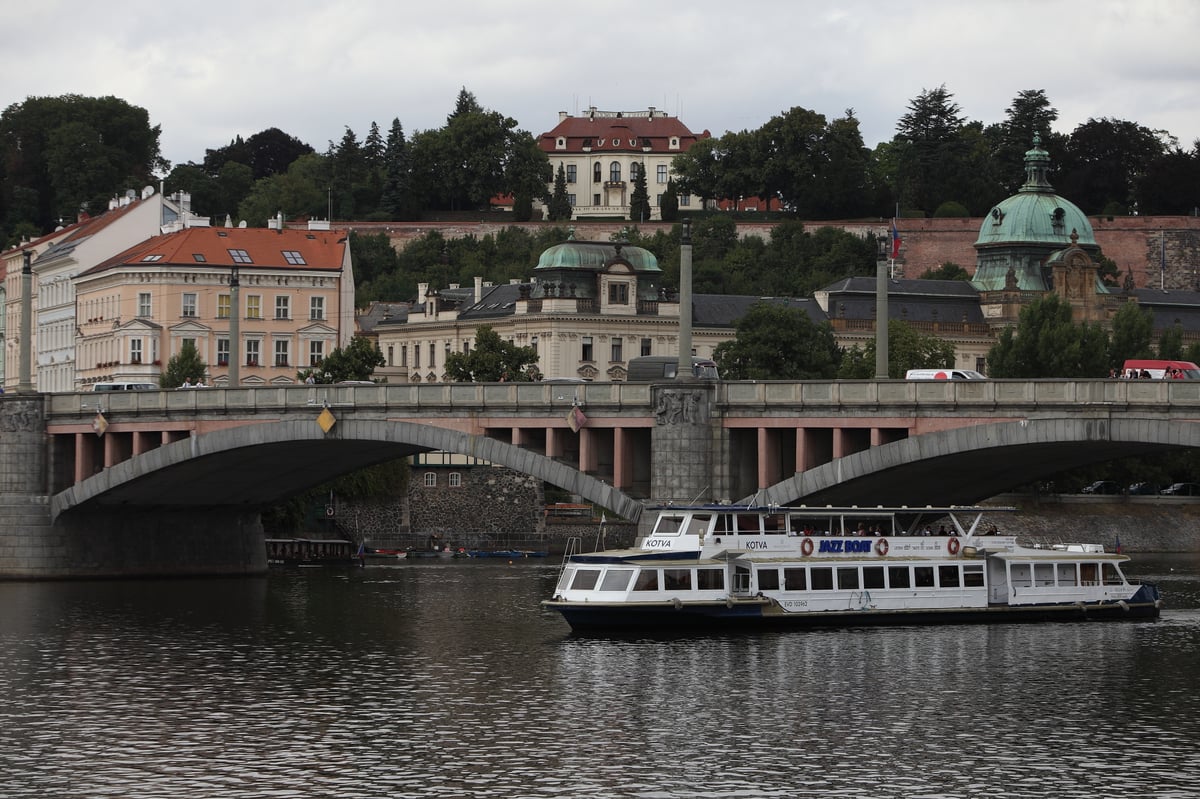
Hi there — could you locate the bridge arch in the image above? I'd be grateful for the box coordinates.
[51,418,643,522]
[750,416,1198,507]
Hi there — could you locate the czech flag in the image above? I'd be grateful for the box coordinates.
[890,221,902,259]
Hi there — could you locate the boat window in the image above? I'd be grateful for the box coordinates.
[713,514,731,534]
[938,565,960,588]
[1034,563,1055,587]
[863,566,885,589]
[555,568,576,592]
[654,515,685,535]
[963,565,984,587]
[570,569,601,590]
[736,514,761,533]
[763,513,785,533]
[633,570,660,591]
[1056,563,1078,586]
[837,567,859,590]
[888,566,911,589]
[733,566,752,592]
[810,567,834,590]
[1101,563,1124,585]
[789,515,830,536]
[599,568,635,591]
[1010,564,1032,587]
[696,568,724,590]
[757,568,780,591]
[664,568,693,590]
[913,566,935,588]
[1080,563,1099,586]
[784,568,806,590]
[687,515,712,536]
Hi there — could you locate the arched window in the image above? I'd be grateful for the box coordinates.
[593,162,602,182]
[610,162,622,182]
[630,162,640,180]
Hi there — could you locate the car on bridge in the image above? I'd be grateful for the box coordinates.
[1161,482,1200,496]
[1127,482,1161,495]
[1081,480,1122,495]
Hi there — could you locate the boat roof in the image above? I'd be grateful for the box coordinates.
[648,504,1016,514]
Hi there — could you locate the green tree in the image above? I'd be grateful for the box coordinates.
[237,153,328,226]
[659,178,679,222]
[0,94,167,233]
[920,262,971,281]
[837,320,957,378]
[160,340,208,388]
[629,162,651,222]
[892,84,968,215]
[505,131,552,222]
[670,137,721,208]
[307,336,385,383]
[1058,117,1167,214]
[986,294,1110,378]
[713,302,841,379]
[1109,301,1155,368]
[444,325,539,382]
[547,164,573,222]
[380,118,415,220]
[1158,323,1184,359]
[988,89,1063,195]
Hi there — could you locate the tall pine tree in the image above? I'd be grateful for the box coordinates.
[629,162,651,222]
[548,164,572,221]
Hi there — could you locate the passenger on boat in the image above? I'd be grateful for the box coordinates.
[856,522,868,536]
[921,526,932,536]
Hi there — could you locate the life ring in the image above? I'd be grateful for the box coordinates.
[947,537,960,555]
[875,538,889,556]
[801,537,814,556]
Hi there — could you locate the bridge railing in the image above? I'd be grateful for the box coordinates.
[43,378,1200,422]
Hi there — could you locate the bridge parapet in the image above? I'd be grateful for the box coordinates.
[43,378,1200,425]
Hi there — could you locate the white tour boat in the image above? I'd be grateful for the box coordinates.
[542,504,1163,632]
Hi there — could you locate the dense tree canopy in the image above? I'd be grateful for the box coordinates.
[713,302,841,379]
[0,94,166,236]
[444,326,539,382]
[986,295,1110,378]
[837,320,957,378]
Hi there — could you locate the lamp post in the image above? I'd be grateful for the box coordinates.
[18,250,33,393]
[875,232,890,379]
[677,218,693,381]
[228,267,240,387]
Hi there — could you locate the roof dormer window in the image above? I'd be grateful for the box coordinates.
[669,137,680,150]
[556,137,566,149]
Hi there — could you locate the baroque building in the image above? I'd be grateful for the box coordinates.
[75,219,353,387]
[536,107,706,220]
[372,233,824,382]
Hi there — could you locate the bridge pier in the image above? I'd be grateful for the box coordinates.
[1,396,267,579]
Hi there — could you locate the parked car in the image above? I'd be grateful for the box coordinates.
[1127,482,1161,495]
[1081,480,1122,495]
[1161,482,1200,496]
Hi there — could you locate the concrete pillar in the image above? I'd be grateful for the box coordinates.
[795,426,807,473]
[613,426,628,490]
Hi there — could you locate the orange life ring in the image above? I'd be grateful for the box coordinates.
[801,537,814,556]
[947,537,960,555]
[875,537,889,556]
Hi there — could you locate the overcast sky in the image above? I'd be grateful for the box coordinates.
[4,0,1198,171]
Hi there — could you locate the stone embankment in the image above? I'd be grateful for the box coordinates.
[979,495,1200,552]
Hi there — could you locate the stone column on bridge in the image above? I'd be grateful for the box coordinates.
[649,384,715,507]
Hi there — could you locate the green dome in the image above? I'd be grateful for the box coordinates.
[535,240,661,272]
[975,136,1096,250]
[972,135,1097,292]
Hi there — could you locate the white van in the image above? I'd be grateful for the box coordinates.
[91,381,158,391]
[905,368,987,381]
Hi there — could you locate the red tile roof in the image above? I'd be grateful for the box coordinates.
[538,111,708,155]
[82,226,348,277]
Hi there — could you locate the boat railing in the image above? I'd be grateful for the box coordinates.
[555,536,581,584]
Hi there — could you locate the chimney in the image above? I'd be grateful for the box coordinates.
[474,276,483,302]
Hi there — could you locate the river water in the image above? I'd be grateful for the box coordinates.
[1,553,1198,799]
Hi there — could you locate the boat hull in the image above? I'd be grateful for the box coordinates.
[544,598,1162,633]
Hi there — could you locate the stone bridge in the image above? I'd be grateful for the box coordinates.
[1,378,1198,577]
